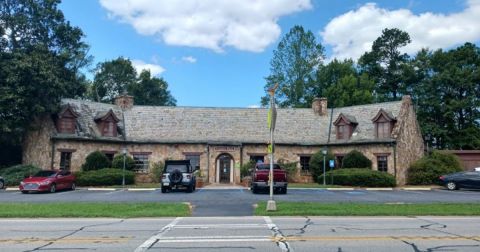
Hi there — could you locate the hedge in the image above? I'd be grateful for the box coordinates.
[111,155,136,170]
[81,151,111,171]
[407,151,462,185]
[342,150,372,168]
[318,168,396,187]
[309,150,336,183]
[75,168,135,186]
[0,164,41,186]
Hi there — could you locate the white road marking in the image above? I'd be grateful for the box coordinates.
[403,187,432,191]
[87,188,116,191]
[174,223,268,229]
[264,216,292,252]
[127,188,156,191]
[134,217,182,252]
[326,188,354,190]
[156,238,271,243]
[366,188,393,191]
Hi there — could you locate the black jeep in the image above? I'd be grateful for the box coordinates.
[161,160,197,193]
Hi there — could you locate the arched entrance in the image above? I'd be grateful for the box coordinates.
[216,154,234,183]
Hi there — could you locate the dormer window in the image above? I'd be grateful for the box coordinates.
[94,109,120,137]
[372,109,396,139]
[334,113,358,140]
[56,105,79,134]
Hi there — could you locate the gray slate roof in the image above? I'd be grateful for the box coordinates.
[59,99,403,145]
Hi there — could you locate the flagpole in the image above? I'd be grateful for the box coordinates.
[266,84,278,211]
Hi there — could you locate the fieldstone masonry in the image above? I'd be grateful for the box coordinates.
[23,96,423,185]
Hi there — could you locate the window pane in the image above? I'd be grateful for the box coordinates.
[249,155,264,163]
[377,155,388,172]
[133,154,149,173]
[60,152,72,170]
[300,156,310,173]
[185,154,200,170]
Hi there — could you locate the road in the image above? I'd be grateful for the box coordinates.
[0,217,479,252]
[1,188,479,216]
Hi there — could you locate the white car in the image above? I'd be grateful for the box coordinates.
[474,167,480,172]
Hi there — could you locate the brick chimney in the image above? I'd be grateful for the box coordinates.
[115,94,134,110]
[312,97,328,116]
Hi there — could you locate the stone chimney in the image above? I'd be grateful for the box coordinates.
[115,94,134,110]
[312,97,328,116]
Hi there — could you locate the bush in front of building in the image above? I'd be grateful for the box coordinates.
[407,151,462,185]
[309,150,335,183]
[81,151,111,171]
[277,159,299,182]
[75,168,135,186]
[150,161,164,183]
[240,160,256,180]
[111,154,136,171]
[318,168,396,187]
[0,164,41,186]
[342,150,372,169]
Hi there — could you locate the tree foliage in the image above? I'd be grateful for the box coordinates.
[128,70,176,106]
[92,57,136,103]
[81,151,111,171]
[262,25,325,108]
[0,0,90,145]
[359,28,412,101]
[342,150,372,169]
[309,150,335,183]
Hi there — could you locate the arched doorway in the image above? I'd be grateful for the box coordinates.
[216,154,234,183]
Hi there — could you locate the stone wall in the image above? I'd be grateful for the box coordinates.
[392,96,424,185]
[22,116,55,169]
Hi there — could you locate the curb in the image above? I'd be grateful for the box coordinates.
[402,187,432,191]
[127,188,156,191]
[86,188,116,191]
[5,188,19,191]
[366,188,394,191]
[326,188,355,191]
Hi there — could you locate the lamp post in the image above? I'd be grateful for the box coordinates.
[266,83,278,212]
[322,148,327,186]
[122,147,127,189]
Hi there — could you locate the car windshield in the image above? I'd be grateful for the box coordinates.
[166,164,188,173]
[32,171,57,178]
[256,164,281,170]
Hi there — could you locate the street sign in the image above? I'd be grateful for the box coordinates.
[329,159,334,168]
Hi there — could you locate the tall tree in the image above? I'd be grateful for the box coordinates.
[414,43,480,149]
[359,28,412,101]
[323,73,374,108]
[0,0,90,145]
[92,57,136,103]
[128,70,177,106]
[261,25,325,108]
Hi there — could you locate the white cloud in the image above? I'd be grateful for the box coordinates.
[321,0,480,60]
[181,56,197,63]
[131,60,165,76]
[99,0,312,52]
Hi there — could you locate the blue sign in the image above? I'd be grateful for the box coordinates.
[329,160,335,168]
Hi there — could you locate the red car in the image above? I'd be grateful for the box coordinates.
[20,170,76,193]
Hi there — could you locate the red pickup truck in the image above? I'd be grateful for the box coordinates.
[250,163,288,194]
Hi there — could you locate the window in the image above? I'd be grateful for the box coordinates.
[377,122,391,138]
[60,152,72,170]
[58,117,75,133]
[337,125,346,140]
[377,155,388,172]
[249,155,265,164]
[102,121,116,137]
[132,154,149,173]
[185,154,200,170]
[105,153,114,162]
[336,155,345,168]
[300,156,311,174]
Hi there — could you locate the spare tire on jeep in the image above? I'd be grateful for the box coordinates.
[169,169,183,184]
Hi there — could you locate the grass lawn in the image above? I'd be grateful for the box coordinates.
[255,202,480,216]
[0,202,190,218]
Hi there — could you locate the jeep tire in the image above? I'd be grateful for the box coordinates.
[169,169,183,184]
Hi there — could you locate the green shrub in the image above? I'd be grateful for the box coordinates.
[278,159,298,182]
[407,151,462,185]
[150,161,164,183]
[0,164,41,186]
[75,168,135,186]
[342,150,372,168]
[240,160,255,179]
[111,154,135,171]
[309,150,336,183]
[81,151,111,171]
[318,168,396,187]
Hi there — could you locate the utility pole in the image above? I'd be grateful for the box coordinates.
[266,83,278,211]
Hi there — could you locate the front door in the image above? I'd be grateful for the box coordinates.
[219,154,231,183]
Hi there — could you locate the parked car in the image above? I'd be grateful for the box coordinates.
[161,160,197,193]
[439,171,480,190]
[474,167,480,172]
[19,170,76,193]
[250,163,288,194]
[0,176,4,189]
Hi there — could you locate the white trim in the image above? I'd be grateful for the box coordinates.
[216,158,220,183]
[134,217,182,252]
[230,159,234,183]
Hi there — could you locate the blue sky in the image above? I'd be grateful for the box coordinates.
[59,0,480,107]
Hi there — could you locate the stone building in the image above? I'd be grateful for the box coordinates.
[23,95,424,185]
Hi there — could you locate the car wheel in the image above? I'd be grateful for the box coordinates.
[161,186,168,193]
[251,185,258,194]
[186,184,193,193]
[446,182,457,190]
[0,180,4,189]
[281,186,288,194]
[71,182,76,191]
[21,190,28,194]
[49,184,56,193]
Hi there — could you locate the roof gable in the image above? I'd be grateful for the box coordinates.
[372,109,396,122]
[334,113,358,126]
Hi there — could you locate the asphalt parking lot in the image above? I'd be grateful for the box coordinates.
[1,188,479,216]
